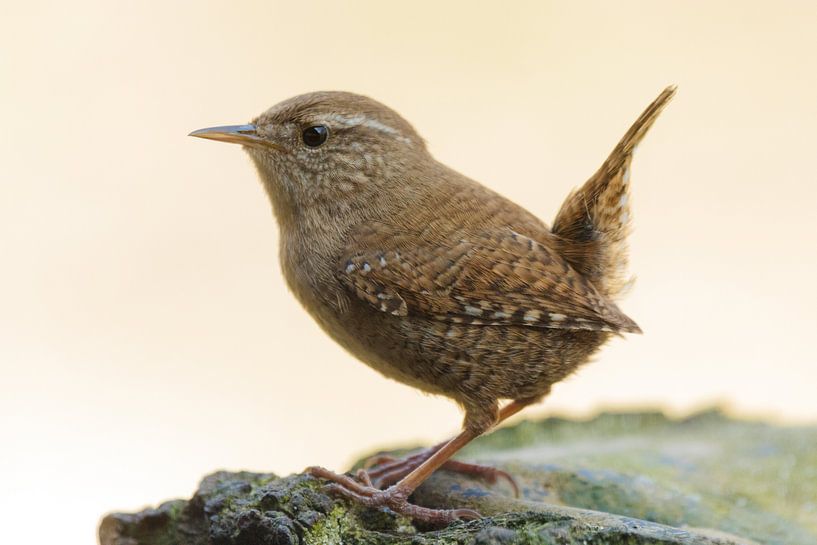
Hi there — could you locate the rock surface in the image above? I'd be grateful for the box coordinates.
[99,409,816,545]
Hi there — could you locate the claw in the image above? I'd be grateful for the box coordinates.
[363,449,520,497]
[362,453,398,469]
[451,508,482,520]
[498,469,520,498]
[311,466,482,526]
[355,468,374,487]
[440,460,520,498]
[367,448,434,480]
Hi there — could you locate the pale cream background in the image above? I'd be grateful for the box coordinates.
[1,1,816,543]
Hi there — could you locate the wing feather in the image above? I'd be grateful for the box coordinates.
[339,225,640,333]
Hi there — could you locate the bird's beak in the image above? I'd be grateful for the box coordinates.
[188,124,284,151]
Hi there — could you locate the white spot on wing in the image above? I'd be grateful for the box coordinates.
[550,313,566,321]
[345,263,356,274]
[523,309,541,322]
[464,305,483,317]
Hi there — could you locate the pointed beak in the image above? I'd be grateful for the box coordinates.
[188,124,284,151]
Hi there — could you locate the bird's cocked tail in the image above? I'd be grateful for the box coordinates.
[551,86,676,300]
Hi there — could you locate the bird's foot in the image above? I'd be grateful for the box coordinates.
[363,446,519,497]
[306,465,481,525]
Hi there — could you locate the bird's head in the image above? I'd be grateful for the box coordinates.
[190,91,429,229]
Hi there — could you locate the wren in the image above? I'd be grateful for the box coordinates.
[190,86,675,524]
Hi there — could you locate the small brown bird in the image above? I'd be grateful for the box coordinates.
[190,86,675,524]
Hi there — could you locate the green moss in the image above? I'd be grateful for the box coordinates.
[100,409,816,545]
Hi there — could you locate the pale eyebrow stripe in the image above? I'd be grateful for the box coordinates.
[319,113,413,145]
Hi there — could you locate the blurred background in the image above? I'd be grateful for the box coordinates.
[2,1,816,544]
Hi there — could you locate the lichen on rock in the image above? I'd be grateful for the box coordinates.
[99,409,817,545]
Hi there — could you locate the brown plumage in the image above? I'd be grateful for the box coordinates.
[553,86,676,299]
[190,86,675,525]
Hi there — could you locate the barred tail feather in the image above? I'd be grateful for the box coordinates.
[552,86,676,300]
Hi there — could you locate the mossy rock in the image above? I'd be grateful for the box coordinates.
[99,409,816,545]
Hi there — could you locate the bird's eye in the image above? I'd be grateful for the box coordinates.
[302,125,328,148]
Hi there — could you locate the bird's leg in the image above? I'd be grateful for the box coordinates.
[308,427,481,524]
[362,398,533,495]
[307,398,537,524]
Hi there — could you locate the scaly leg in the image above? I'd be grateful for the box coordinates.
[362,399,531,495]
[307,398,534,524]
[308,426,479,524]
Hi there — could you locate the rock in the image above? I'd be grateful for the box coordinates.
[99,409,816,545]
